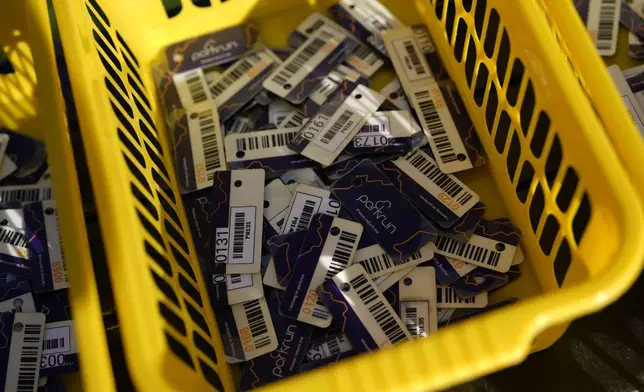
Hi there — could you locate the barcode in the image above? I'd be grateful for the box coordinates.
[433,235,501,267]
[406,150,474,205]
[0,186,53,203]
[230,274,242,285]
[404,307,419,338]
[210,56,257,97]
[325,336,342,357]
[272,30,335,85]
[242,299,272,349]
[0,226,27,247]
[43,337,66,351]
[324,231,359,280]
[232,212,246,259]
[320,110,355,145]
[414,90,456,164]
[596,0,617,50]
[349,274,408,345]
[437,286,475,304]
[235,131,298,151]
[307,19,325,34]
[17,323,42,392]
[196,109,222,179]
[311,296,330,320]
[186,70,208,105]
[280,111,307,128]
[359,250,421,275]
[361,123,387,134]
[404,40,426,76]
[354,45,379,66]
[230,117,252,134]
[296,200,317,232]
[55,213,68,282]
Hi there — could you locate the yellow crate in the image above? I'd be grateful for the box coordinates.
[11,0,644,391]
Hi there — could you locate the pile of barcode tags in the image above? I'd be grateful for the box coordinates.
[160,0,523,389]
[0,128,73,392]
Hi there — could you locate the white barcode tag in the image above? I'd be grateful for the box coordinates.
[436,286,487,309]
[291,85,386,165]
[401,301,430,338]
[374,266,414,291]
[608,65,644,134]
[280,168,327,189]
[218,297,278,362]
[388,149,480,226]
[292,13,384,77]
[306,334,353,362]
[2,312,45,392]
[0,184,53,203]
[586,0,619,56]
[264,179,293,233]
[40,320,78,373]
[383,27,473,173]
[281,215,363,328]
[263,27,353,104]
[398,266,438,334]
[433,233,517,273]
[188,103,226,189]
[173,68,213,108]
[319,264,411,350]
[355,242,434,278]
[281,184,341,234]
[380,79,411,111]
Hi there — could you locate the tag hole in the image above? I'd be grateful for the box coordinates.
[287,179,296,184]
[43,173,51,181]
[284,83,292,90]
[389,92,398,100]
[330,227,340,236]
[348,4,355,9]
[13,322,23,332]
[13,298,23,308]
[355,94,362,100]
[351,177,363,187]
[45,208,55,215]
[264,200,270,209]
[0,220,8,226]
[457,153,467,161]
[495,243,506,252]
[234,180,242,187]
[403,278,413,286]
[305,28,315,34]
[189,112,198,120]
[341,283,351,292]
[236,151,245,159]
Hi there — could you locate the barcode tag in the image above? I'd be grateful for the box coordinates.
[210,170,264,274]
[331,159,437,261]
[264,179,293,233]
[209,50,280,122]
[583,0,619,56]
[451,265,522,299]
[268,230,307,286]
[239,292,314,389]
[329,0,403,57]
[0,224,31,278]
[381,149,480,228]
[355,242,434,278]
[401,301,430,338]
[306,334,354,364]
[290,13,384,77]
[24,201,68,293]
[281,184,342,235]
[281,215,363,328]
[215,297,278,362]
[289,84,386,165]
[432,219,520,273]
[225,128,316,172]
[608,65,644,134]
[0,184,53,204]
[40,320,78,376]
[1,312,45,392]
[436,286,487,309]
[172,69,213,109]
[373,266,414,291]
[398,266,438,334]
[280,168,327,189]
[347,110,423,155]
[383,27,480,173]
[430,254,478,286]
[0,280,36,312]
[263,27,356,104]
[173,101,227,193]
[379,79,411,111]
[319,264,411,351]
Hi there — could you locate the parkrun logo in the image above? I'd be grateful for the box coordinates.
[356,195,397,234]
[191,39,239,62]
[271,324,297,378]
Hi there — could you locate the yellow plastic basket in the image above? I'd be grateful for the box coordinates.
[8,0,644,391]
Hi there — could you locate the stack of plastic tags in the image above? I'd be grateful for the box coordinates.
[155,1,525,388]
[0,128,78,392]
